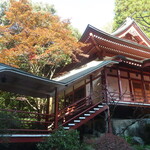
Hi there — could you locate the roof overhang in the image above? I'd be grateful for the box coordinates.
[0,64,65,98]
[54,60,118,85]
[80,25,150,60]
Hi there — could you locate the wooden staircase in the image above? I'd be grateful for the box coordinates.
[62,102,109,130]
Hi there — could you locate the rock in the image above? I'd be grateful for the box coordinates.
[132,136,144,146]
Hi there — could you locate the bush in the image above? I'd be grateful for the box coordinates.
[37,127,85,150]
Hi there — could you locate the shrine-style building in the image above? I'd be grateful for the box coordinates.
[0,17,150,143]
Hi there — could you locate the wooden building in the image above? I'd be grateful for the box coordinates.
[0,17,149,143]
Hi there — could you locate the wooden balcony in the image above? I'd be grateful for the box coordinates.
[106,91,150,106]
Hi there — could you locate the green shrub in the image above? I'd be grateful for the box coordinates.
[37,127,86,150]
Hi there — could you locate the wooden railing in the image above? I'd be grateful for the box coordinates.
[107,91,150,104]
[0,91,149,135]
[0,109,54,134]
[0,96,91,134]
[58,96,91,123]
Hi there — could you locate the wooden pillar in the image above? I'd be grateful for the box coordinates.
[141,71,147,103]
[90,74,93,104]
[105,107,112,133]
[45,96,50,126]
[46,95,50,115]
[73,85,75,102]
[54,87,59,129]
[103,67,108,103]
[117,68,123,101]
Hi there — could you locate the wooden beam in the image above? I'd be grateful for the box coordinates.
[45,95,50,129]
[103,68,108,103]
[105,106,112,133]
[117,68,123,101]
[89,33,104,59]
[90,75,93,104]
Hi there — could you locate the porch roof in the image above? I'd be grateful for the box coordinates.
[0,63,65,98]
[0,60,118,97]
[54,60,118,85]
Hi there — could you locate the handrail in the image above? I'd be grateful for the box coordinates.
[58,96,90,114]
[58,96,90,121]
[0,108,54,134]
[62,101,106,126]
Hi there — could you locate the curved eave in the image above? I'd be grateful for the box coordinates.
[80,25,150,59]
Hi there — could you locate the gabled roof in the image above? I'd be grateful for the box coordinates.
[112,17,150,47]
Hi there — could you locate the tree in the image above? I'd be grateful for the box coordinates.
[0,0,86,79]
[113,0,150,38]
[0,0,87,122]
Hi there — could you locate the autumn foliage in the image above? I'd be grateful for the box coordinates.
[0,0,85,78]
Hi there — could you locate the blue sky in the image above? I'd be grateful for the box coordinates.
[32,0,115,33]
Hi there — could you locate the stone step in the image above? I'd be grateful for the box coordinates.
[84,114,90,117]
[74,120,80,123]
[89,111,95,114]
[64,127,70,130]
[98,105,103,108]
[93,108,100,111]
[68,123,75,126]
[79,117,86,120]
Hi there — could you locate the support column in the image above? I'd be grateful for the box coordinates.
[141,71,147,103]
[73,85,75,102]
[90,75,93,105]
[54,87,59,129]
[117,68,123,101]
[102,67,108,103]
[105,107,112,133]
[45,95,50,129]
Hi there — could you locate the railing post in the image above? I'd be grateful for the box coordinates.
[54,87,58,129]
